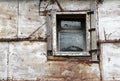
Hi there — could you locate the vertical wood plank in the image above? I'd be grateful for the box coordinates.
[90,0,98,61]
[47,13,52,55]
[86,14,91,53]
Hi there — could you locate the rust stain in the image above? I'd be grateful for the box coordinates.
[0,79,100,81]
[47,56,99,64]
[0,1,101,81]
[28,18,31,20]
[98,39,120,43]
[9,13,16,19]
[9,16,12,20]
[108,57,111,62]
[112,76,115,80]
[0,28,7,34]
[0,37,47,42]
[0,8,17,21]
[34,4,37,7]
[45,60,100,81]
[23,41,33,46]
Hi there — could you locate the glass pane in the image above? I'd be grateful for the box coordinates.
[61,21,81,29]
[59,32,85,52]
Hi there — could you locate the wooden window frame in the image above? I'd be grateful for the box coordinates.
[51,12,91,56]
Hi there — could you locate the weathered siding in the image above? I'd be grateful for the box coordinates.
[18,0,46,39]
[8,42,47,80]
[98,0,120,81]
[98,0,120,40]
[0,43,8,80]
[101,43,120,81]
[0,0,101,81]
[0,1,18,38]
[0,0,120,81]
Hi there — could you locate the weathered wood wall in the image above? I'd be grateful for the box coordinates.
[0,0,120,81]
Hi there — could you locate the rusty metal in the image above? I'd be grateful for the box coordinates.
[88,28,96,32]
[87,11,94,15]
[89,49,99,54]
[0,37,47,42]
[98,39,120,43]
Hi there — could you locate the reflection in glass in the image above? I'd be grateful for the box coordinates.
[59,32,85,52]
[61,21,81,29]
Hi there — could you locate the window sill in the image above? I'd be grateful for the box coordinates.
[53,52,90,56]
[47,55,99,63]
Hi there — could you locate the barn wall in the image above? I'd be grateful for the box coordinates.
[0,0,120,81]
[98,0,120,81]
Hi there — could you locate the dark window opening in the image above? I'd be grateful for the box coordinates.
[56,14,86,52]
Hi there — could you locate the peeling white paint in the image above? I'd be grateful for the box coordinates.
[0,0,99,80]
[0,1,18,38]
[0,43,8,80]
[18,0,46,38]
[98,0,120,40]
[0,0,119,81]
[8,42,47,80]
[98,1,120,80]
[101,43,120,80]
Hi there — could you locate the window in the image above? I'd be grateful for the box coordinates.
[57,14,86,52]
[47,11,98,60]
[51,12,90,56]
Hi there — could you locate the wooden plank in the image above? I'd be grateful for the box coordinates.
[90,0,98,61]
[47,13,52,55]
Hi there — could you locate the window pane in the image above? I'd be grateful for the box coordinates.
[61,21,81,29]
[59,32,86,52]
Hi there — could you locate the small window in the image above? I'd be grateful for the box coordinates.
[57,14,86,52]
[50,12,91,56]
[47,11,98,61]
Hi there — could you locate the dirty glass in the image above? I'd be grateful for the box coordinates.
[59,32,85,52]
[61,21,81,29]
[57,15,86,52]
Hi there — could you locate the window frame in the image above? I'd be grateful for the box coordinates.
[52,12,91,56]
